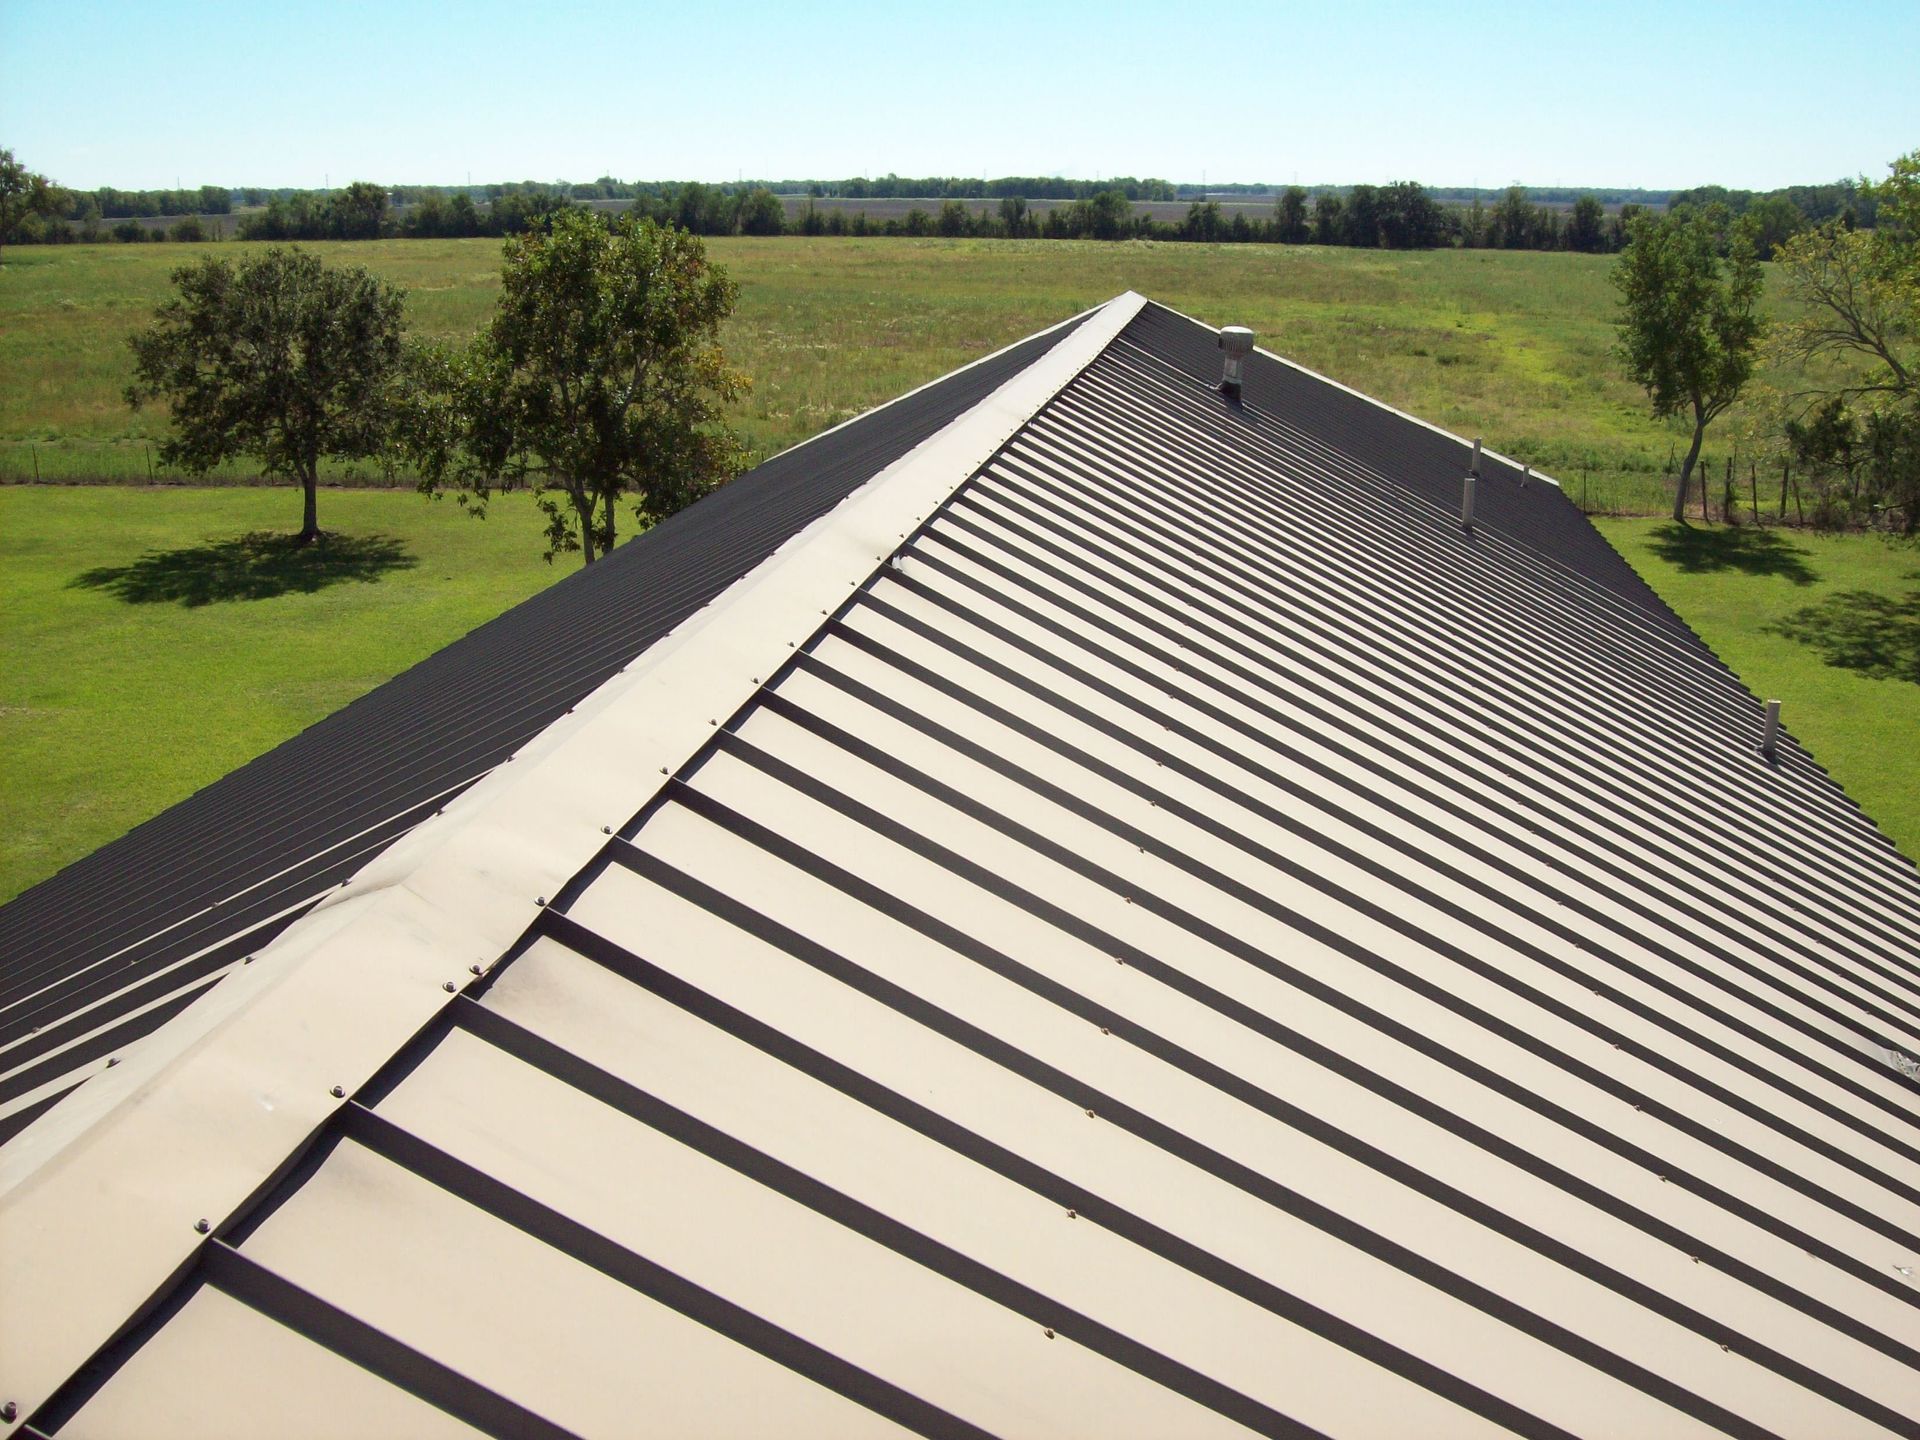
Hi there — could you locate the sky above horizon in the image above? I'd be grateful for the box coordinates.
[4,0,1915,194]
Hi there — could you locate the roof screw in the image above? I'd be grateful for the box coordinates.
[659,766,668,775]
[469,963,483,975]
[1100,1027,1111,1036]
[106,1056,120,1068]
[194,1218,210,1235]
[1066,1208,1078,1219]
[1,1402,16,1422]
[329,1085,345,1099]
[1043,1327,1056,1340]
[243,954,254,965]
[443,981,457,993]
[601,825,612,834]
[535,896,547,907]
[1084,1108,1096,1119]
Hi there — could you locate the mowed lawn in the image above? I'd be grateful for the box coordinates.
[0,236,1834,512]
[0,486,559,900]
[1594,518,1920,863]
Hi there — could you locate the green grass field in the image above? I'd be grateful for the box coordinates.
[0,486,559,900]
[0,236,1826,512]
[1593,518,1920,862]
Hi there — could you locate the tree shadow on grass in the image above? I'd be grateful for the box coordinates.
[72,531,416,607]
[1645,523,1821,585]
[1767,582,1920,685]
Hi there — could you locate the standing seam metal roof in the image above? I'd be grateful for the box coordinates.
[2,294,1917,1440]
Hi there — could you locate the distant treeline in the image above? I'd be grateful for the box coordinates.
[9,173,1880,257]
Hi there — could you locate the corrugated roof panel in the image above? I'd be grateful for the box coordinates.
[5,296,1918,1440]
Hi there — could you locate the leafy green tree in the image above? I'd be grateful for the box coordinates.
[1378,181,1442,249]
[998,194,1029,236]
[0,149,54,264]
[1770,149,1918,530]
[1343,184,1382,247]
[405,210,747,565]
[936,199,970,237]
[737,187,785,236]
[1565,195,1606,253]
[127,247,407,543]
[1612,208,1766,521]
[1182,199,1223,243]
[1492,185,1535,249]
[331,180,389,240]
[1275,186,1309,243]
[1312,193,1343,245]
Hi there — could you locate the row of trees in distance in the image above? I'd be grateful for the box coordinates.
[2,149,1882,257]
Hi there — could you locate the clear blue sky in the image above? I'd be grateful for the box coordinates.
[4,0,1914,192]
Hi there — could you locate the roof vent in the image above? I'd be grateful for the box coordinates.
[1761,698,1782,761]
[1217,326,1255,399]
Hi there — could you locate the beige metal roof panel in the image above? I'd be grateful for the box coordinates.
[839,547,1920,1158]
[375,1009,1262,1440]
[240,1133,915,1440]
[60,1287,485,1440]
[808,575,1920,1130]
[7,297,1919,1439]
[580,796,1912,1431]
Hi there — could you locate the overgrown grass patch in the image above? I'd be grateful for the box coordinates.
[1,237,1819,512]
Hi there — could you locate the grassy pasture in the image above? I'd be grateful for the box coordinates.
[0,486,560,901]
[0,236,1819,513]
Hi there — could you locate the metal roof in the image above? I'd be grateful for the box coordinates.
[3,293,1918,1439]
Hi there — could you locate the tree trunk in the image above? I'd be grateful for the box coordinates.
[297,469,320,545]
[1673,413,1706,523]
[576,490,597,566]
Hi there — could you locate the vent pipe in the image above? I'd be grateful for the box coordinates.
[1761,699,1781,761]
[1218,326,1255,399]
[1461,437,1482,530]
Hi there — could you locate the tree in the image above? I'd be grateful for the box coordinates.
[1565,195,1607,253]
[1612,208,1766,521]
[1493,185,1535,249]
[127,247,406,543]
[331,180,389,240]
[406,210,747,565]
[1769,149,1918,530]
[737,187,785,236]
[0,149,54,264]
[1275,186,1309,244]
